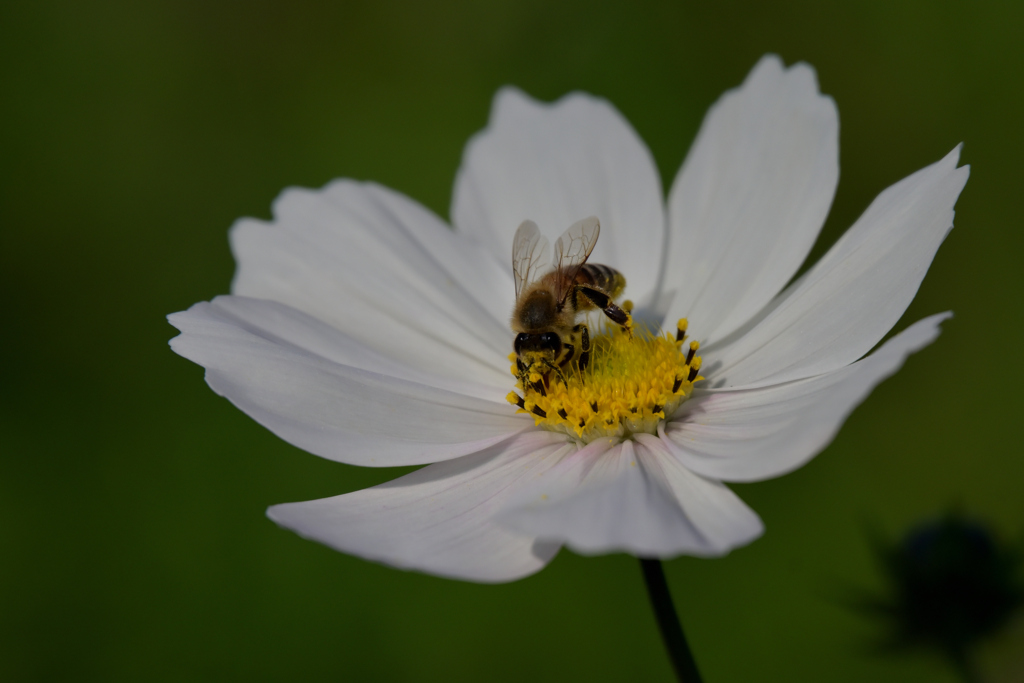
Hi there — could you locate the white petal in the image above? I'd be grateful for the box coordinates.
[231,179,512,387]
[267,430,572,583]
[451,87,665,308]
[665,313,951,482]
[197,296,506,401]
[497,439,762,557]
[168,300,527,467]
[663,55,839,343]
[706,147,968,389]
[634,434,764,553]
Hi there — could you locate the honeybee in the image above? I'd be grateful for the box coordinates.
[511,216,632,389]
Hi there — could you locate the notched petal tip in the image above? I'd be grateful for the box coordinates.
[488,85,619,124]
[746,53,825,97]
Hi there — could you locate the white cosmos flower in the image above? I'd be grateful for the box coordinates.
[168,55,969,583]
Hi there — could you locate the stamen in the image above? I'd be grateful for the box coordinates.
[675,318,688,342]
[687,357,702,382]
[686,340,699,365]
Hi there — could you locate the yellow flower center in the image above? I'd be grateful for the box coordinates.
[507,318,703,444]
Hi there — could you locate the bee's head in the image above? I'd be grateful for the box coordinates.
[514,332,562,368]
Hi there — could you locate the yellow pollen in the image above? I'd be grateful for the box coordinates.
[506,318,703,443]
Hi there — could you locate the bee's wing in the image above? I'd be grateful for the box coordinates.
[552,216,600,305]
[512,220,549,298]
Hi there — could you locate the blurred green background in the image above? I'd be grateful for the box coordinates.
[2,1,1022,681]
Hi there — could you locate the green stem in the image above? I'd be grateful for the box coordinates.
[640,559,703,683]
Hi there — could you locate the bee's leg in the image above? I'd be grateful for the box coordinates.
[544,360,568,387]
[576,285,633,334]
[557,343,575,374]
[574,324,591,375]
[515,358,528,386]
[550,346,572,386]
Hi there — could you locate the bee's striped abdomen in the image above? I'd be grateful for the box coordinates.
[578,263,626,299]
